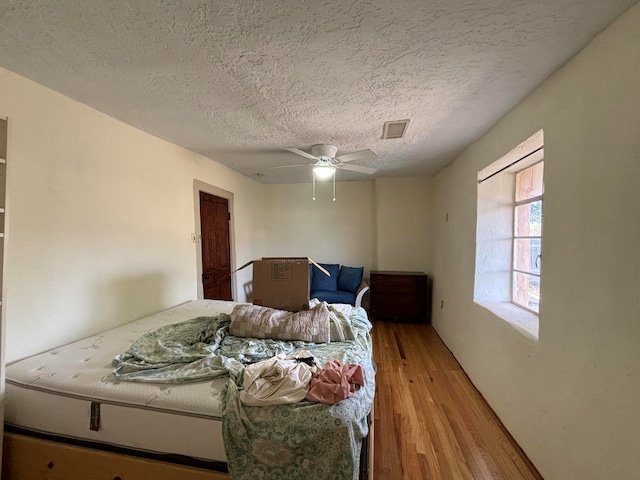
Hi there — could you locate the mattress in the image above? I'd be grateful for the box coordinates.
[4,299,238,464]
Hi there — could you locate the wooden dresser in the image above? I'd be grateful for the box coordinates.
[369,271,429,323]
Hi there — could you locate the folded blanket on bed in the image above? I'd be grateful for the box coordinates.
[230,302,331,343]
[230,301,356,344]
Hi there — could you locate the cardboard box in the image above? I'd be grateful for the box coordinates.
[234,257,329,311]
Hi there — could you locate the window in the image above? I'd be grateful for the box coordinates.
[512,162,544,313]
[474,130,544,339]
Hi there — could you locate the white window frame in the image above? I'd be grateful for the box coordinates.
[511,162,544,314]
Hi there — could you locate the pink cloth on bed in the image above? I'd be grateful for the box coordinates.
[305,360,365,405]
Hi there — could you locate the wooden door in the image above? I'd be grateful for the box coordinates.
[200,192,232,300]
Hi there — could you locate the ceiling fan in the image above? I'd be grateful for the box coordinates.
[272,144,378,178]
[271,144,378,201]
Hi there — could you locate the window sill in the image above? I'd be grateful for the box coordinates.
[475,301,539,340]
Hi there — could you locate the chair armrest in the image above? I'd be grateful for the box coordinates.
[355,281,369,308]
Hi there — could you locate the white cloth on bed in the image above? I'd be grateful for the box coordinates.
[240,350,318,406]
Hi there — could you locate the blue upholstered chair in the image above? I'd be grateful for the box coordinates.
[310,263,369,307]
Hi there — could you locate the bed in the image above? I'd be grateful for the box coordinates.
[2,299,375,480]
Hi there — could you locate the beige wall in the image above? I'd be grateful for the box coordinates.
[0,67,265,363]
[374,177,433,273]
[263,181,376,270]
[431,4,640,480]
[262,177,434,282]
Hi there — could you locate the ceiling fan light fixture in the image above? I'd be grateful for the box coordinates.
[313,165,336,179]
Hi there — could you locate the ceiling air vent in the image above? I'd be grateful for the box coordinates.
[382,119,410,139]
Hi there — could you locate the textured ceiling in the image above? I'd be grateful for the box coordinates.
[0,0,636,183]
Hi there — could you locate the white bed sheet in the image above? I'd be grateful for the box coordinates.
[4,299,239,462]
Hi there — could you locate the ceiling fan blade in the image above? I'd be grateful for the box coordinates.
[335,149,377,163]
[285,148,319,161]
[268,163,310,170]
[340,163,377,175]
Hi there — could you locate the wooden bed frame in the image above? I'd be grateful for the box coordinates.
[2,408,374,480]
[2,432,227,480]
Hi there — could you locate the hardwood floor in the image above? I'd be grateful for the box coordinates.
[371,321,543,480]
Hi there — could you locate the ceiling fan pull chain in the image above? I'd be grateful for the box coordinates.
[333,173,336,201]
[312,173,316,201]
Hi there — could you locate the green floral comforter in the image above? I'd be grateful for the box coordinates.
[112,305,375,480]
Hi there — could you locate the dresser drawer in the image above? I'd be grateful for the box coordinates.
[370,283,425,295]
[372,303,424,321]
[370,273,427,286]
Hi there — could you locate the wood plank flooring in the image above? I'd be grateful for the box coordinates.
[372,320,543,480]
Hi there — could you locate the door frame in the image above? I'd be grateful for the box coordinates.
[193,180,236,301]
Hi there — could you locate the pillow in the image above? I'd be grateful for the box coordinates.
[311,263,340,291]
[337,266,364,294]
